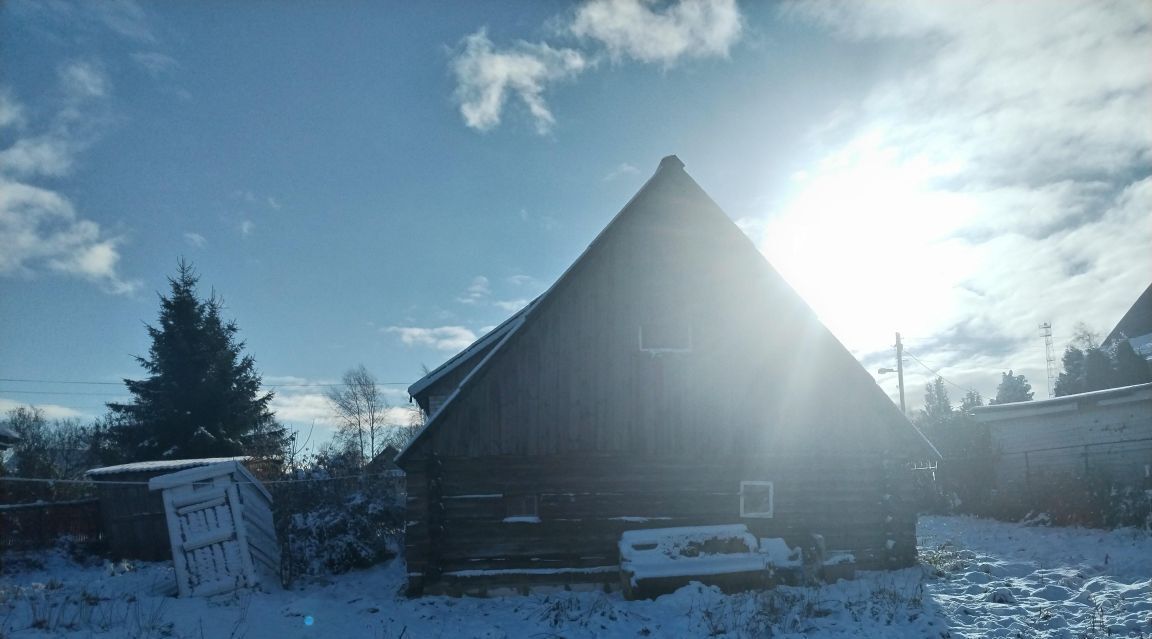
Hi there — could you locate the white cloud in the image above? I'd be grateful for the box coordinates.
[604,162,639,181]
[456,275,491,304]
[90,0,156,43]
[240,219,255,237]
[450,0,744,132]
[386,326,478,352]
[0,137,74,178]
[183,232,206,248]
[764,0,1152,408]
[506,274,538,287]
[269,390,332,425]
[0,7,154,296]
[59,61,109,100]
[452,29,587,134]
[786,0,1152,186]
[570,0,743,66]
[0,178,137,294]
[131,51,177,75]
[494,298,531,312]
[0,398,84,420]
[0,81,136,294]
[0,91,25,129]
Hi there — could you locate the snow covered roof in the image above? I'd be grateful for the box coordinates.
[85,456,250,476]
[972,382,1152,422]
[407,298,538,399]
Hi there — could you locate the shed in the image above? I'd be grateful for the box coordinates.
[85,457,249,560]
[397,156,939,596]
[972,382,1152,520]
[149,461,279,597]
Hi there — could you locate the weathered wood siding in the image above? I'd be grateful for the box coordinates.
[404,453,917,594]
[94,472,174,561]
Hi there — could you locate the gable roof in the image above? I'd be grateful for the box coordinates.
[407,298,537,400]
[1105,282,1152,356]
[397,156,937,464]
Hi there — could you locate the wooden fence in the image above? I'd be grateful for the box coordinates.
[0,498,102,551]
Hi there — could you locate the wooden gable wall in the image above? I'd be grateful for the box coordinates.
[411,160,916,461]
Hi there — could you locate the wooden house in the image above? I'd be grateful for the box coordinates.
[396,156,938,596]
[86,457,249,560]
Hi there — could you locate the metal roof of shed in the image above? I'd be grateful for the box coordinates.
[86,456,250,476]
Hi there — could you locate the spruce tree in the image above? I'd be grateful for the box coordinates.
[990,370,1033,405]
[960,390,984,413]
[1082,347,1114,392]
[1054,346,1085,396]
[108,261,285,461]
[918,377,953,428]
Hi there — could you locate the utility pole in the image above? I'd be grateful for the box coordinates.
[877,332,908,416]
[895,331,906,415]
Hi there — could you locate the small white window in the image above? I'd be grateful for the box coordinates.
[639,320,692,353]
[503,494,540,523]
[740,481,774,518]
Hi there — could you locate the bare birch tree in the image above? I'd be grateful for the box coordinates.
[326,365,386,464]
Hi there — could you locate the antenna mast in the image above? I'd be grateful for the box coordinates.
[1040,322,1055,398]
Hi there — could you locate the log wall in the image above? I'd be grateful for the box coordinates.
[404,452,917,595]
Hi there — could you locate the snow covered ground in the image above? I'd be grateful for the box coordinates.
[1,516,1148,638]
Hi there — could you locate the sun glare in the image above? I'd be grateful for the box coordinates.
[759,145,980,355]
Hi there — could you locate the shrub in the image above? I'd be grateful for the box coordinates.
[268,454,404,584]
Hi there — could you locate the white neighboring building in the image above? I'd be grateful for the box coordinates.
[972,383,1152,518]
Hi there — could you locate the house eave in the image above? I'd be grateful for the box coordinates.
[407,299,538,400]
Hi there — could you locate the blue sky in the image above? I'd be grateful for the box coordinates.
[2,1,1150,443]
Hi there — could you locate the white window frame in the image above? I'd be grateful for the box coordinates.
[638,322,693,354]
[504,494,538,518]
[739,481,774,518]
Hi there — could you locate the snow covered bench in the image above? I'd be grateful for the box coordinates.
[618,524,802,600]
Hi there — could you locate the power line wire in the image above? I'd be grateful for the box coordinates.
[0,470,405,486]
[0,377,411,388]
[0,389,128,396]
[902,350,978,396]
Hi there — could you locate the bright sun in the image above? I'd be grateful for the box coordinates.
[757,139,980,356]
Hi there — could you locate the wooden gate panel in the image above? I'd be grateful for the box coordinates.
[150,462,279,598]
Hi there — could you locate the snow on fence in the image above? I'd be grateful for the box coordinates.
[0,498,102,551]
[148,461,280,598]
